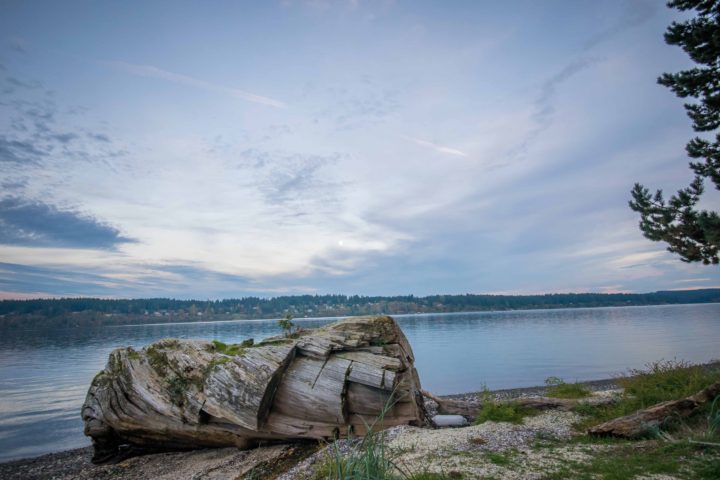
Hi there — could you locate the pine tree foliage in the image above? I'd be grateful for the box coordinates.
[630,0,720,264]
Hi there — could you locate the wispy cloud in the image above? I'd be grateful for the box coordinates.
[7,36,29,54]
[583,0,658,50]
[107,61,287,108]
[2,1,719,298]
[406,136,468,157]
[0,71,122,167]
[509,57,599,158]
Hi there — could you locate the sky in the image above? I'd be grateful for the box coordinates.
[1,0,719,300]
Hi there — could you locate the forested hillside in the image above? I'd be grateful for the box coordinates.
[1,289,719,329]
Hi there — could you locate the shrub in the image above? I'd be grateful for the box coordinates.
[575,359,720,431]
[544,377,591,399]
[475,401,536,425]
[211,340,246,356]
[278,313,295,336]
[619,359,716,408]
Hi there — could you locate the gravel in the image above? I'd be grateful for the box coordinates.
[1,381,621,479]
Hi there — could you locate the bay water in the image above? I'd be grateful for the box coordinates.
[0,303,718,462]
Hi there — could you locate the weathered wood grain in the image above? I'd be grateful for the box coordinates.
[82,316,428,463]
[588,381,720,438]
[421,389,620,420]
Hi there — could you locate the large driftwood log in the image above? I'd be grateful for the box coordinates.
[422,390,617,419]
[588,381,720,438]
[82,316,428,463]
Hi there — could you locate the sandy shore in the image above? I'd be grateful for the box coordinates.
[0,378,623,480]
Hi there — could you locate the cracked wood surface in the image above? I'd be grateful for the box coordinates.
[82,316,428,463]
[588,381,720,438]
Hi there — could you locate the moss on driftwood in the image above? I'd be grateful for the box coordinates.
[82,316,428,464]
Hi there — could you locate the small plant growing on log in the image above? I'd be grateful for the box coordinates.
[278,313,295,337]
[211,340,248,356]
[166,375,190,406]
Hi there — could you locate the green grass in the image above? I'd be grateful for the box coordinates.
[541,440,720,480]
[312,431,396,480]
[406,473,461,479]
[620,359,717,408]
[311,388,462,480]
[551,360,720,479]
[707,395,720,437]
[166,375,191,406]
[575,359,720,432]
[256,338,295,346]
[544,377,591,399]
[474,400,538,425]
[312,390,400,480]
[483,450,513,466]
[146,345,170,376]
[211,339,247,356]
[126,348,142,360]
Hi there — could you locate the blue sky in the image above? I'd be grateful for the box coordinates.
[1,0,719,299]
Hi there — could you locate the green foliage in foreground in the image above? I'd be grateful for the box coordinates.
[708,395,720,437]
[405,474,460,480]
[576,359,720,432]
[474,391,538,425]
[483,450,514,466]
[312,432,461,480]
[310,359,720,480]
[544,377,591,399]
[541,439,720,480]
[620,359,716,408]
[312,415,465,480]
[312,390,461,480]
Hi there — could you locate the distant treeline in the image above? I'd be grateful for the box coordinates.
[0,289,719,329]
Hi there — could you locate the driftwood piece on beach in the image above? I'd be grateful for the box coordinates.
[422,390,618,419]
[588,381,720,438]
[82,316,428,463]
[422,390,480,417]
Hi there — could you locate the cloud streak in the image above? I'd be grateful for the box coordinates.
[406,136,468,157]
[107,61,287,108]
[583,0,658,50]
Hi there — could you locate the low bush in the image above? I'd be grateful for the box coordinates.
[575,359,720,432]
[618,359,716,408]
[211,339,247,355]
[474,400,537,425]
[544,377,590,399]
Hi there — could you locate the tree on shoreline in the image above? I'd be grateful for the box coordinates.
[630,0,720,264]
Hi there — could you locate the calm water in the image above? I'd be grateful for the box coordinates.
[0,303,719,462]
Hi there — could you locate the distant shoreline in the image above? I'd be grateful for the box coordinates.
[114,301,720,328]
[1,290,719,330]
